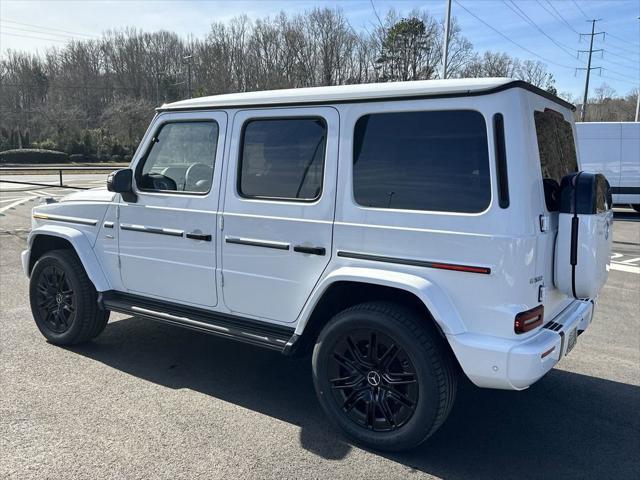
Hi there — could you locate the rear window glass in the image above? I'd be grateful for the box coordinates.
[534,109,578,210]
[353,110,491,213]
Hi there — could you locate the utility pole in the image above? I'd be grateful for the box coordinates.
[578,19,604,121]
[183,54,193,99]
[442,0,452,79]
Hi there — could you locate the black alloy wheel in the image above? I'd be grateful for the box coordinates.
[29,249,109,345]
[34,265,76,333]
[328,329,418,432]
[312,301,457,451]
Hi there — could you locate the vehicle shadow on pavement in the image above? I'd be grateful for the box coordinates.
[69,316,640,480]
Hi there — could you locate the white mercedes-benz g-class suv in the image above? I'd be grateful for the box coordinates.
[23,78,613,451]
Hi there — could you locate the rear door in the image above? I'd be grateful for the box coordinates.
[117,111,226,307]
[221,107,338,323]
[532,106,579,316]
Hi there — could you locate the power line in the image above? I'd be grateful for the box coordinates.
[606,31,639,48]
[600,72,640,86]
[542,0,580,35]
[603,48,640,63]
[0,31,69,43]
[572,0,589,20]
[602,39,639,57]
[454,1,575,70]
[1,24,80,40]
[503,0,577,59]
[0,19,97,39]
[599,55,640,77]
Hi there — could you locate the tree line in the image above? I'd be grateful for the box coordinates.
[0,7,636,160]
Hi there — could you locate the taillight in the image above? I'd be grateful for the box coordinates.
[514,305,544,334]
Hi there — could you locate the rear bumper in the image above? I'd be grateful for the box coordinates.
[447,299,595,390]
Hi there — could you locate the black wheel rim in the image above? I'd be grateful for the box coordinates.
[328,329,419,432]
[35,265,75,333]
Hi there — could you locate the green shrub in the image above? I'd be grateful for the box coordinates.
[0,149,69,164]
[110,154,123,163]
[32,139,57,151]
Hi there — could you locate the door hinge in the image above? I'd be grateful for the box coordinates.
[116,205,120,219]
[539,214,549,232]
[538,284,546,302]
[117,256,121,268]
[220,271,224,287]
[219,216,224,231]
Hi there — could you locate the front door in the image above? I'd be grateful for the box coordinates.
[221,107,338,323]
[118,111,227,307]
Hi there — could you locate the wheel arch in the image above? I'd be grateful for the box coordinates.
[290,267,466,356]
[26,226,110,291]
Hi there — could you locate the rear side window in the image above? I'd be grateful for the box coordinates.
[353,110,491,213]
[534,109,578,211]
[239,118,326,201]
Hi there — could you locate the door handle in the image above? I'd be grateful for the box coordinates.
[293,245,326,256]
[186,232,212,241]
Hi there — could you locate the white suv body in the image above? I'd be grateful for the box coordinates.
[22,78,613,450]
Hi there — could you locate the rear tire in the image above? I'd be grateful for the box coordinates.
[312,301,457,452]
[29,249,109,345]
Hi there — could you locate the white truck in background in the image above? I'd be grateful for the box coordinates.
[576,122,640,211]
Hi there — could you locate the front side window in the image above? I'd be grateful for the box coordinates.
[353,110,491,213]
[238,118,326,200]
[534,109,578,211]
[138,121,218,193]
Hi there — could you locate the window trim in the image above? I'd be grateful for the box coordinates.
[493,113,510,209]
[236,116,328,203]
[351,109,493,215]
[134,119,220,196]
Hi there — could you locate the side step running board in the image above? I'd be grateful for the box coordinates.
[100,291,295,352]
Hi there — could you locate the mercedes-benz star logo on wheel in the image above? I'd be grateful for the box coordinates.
[367,371,381,386]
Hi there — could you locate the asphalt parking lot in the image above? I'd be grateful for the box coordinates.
[1,176,638,480]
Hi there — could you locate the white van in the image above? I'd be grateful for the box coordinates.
[576,121,640,211]
[22,78,613,451]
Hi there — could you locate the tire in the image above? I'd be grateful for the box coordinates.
[632,205,640,213]
[312,301,457,452]
[29,249,109,345]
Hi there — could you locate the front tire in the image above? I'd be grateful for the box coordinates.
[312,301,457,451]
[29,249,109,345]
[632,204,640,213]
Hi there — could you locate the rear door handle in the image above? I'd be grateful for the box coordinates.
[186,232,212,241]
[293,245,326,256]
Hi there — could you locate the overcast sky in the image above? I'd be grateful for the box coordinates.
[1,0,638,98]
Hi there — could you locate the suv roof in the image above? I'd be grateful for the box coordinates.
[159,78,575,112]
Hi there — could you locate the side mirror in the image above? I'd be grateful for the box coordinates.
[107,169,137,203]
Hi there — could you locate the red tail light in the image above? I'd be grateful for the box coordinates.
[514,305,544,334]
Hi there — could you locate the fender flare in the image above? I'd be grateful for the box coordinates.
[26,225,111,292]
[295,266,466,336]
